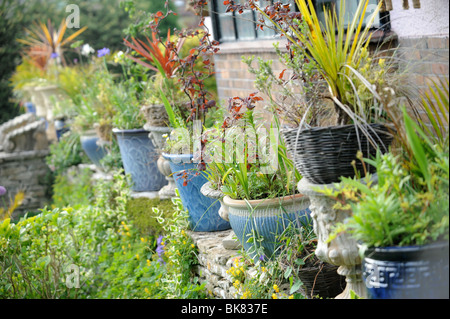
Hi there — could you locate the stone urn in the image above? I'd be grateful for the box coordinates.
[200,181,228,221]
[141,103,176,199]
[35,84,64,142]
[23,86,46,119]
[34,84,62,122]
[297,177,368,299]
[93,122,113,147]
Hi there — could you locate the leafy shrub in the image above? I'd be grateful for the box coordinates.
[51,165,95,209]
[0,171,206,299]
[126,197,174,238]
[45,131,89,174]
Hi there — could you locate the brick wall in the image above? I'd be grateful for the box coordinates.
[214,39,287,105]
[397,36,449,92]
[212,34,448,116]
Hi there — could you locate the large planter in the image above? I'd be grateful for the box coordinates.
[113,128,167,192]
[34,84,61,121]
[223,194,311,260]
[282,124,394,184]
[362,241,449,299]
[23,86,46,118]
[80,130,108,168]
[162,153,231,232]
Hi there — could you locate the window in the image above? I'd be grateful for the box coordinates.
[210,0,280,42]
[210,0,390,43]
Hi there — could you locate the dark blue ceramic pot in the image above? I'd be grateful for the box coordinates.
[223,194,311,260]
[114,128,167,192]
[162,153,231,232]
[80,132,108,168]
[362,241,449,299]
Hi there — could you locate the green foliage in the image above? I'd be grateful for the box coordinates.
[321,77,450,248]
[0,1,24,124]
[45,131,89,174]
[0,169,209,298]
[51,166,95,209]
[152,194,208,299]
[126,197,174,238]
[323,131,449,247]
[204,108,300,200]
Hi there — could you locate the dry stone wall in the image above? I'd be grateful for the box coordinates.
[0,114,51,220]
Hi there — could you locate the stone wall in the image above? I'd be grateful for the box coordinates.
[189,229,292,299]
[189,229,241,298]
[0,150,52,219]
[0,113,52,220]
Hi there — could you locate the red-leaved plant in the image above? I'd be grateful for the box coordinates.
[140,0,220,173]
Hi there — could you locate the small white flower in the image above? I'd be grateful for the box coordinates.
[114,51,124,63]
[81,43,95,56]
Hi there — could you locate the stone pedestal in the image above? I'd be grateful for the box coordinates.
[144,124,176,199]
[298,178,367,299]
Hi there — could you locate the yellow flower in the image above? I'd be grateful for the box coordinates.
[273,284,279,293]
[147,259,151,266]
[140,237,146,243]
[144,287,149,294]
[289,295,294,299]
[272,293,278,299]
[261,267,266,272]
[135,254,140,260]
[191,244,195,248]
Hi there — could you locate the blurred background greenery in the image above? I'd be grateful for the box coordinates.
[0,0,181,124]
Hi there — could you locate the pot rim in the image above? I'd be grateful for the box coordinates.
[361,240,449,254]
[143,124,173,132]
[162,153,193,162]
[112,128,149,134]
[281,122,396,134]
[223,193,307,209]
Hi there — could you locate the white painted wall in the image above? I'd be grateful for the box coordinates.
[389,0,449,37]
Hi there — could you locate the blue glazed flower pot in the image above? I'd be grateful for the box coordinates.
[223,194,311,260]
[362,241,449,299]
[80,132,108,168]
[162,153,231,232]
[114,128,167,192]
